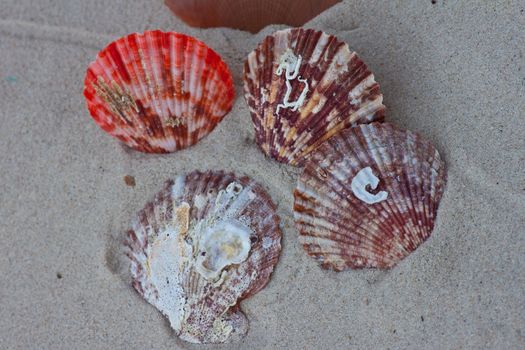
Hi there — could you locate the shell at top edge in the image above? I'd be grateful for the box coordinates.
[84,30,235,153]
[164,0,341,33]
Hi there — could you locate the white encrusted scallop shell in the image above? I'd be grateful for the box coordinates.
[125,170,281,343]
[294,123,447,270]
[243,28,385,165]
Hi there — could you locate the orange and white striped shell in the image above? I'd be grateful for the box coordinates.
[243,28,385,165]
[84,30,234,153]
[125,170,281,343]
[294,123,446,270]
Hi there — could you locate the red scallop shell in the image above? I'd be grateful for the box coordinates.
[243,28,385,165]
[125,170,282,343]
[294,123,447,270]
[84,30,234,153]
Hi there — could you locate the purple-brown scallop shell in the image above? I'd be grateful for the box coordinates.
[294,123,447,270]
[243,28,385,166]
[124,170,281,343]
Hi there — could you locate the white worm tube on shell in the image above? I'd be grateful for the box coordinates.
[351,167,388,204]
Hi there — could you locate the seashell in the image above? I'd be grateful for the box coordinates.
[164,0,341,33]
[84,30,234,153]
[294,123,446,270]
[124,170,281,343]
[243,28,385,166]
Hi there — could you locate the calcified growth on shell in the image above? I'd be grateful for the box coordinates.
[243,28,385,165]
[294,123,447,270]
[125,171,281,343]
[165,0,341,33]
[84,30,234,153]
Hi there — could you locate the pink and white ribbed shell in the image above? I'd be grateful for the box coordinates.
[294,123,447,270]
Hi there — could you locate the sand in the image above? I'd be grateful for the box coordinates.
[0,1,523,349]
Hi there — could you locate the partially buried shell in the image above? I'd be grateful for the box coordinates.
[84,30,234,153]
[243,28,385,166]
[125,170,281,343]
[294,123,446,270]
[165,0,341,33]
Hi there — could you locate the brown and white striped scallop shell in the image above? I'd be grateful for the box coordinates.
[125,170,281,343]
[294,123,447,270]
[243,28,385,166]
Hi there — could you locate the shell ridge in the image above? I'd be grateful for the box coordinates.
[170,33,184,146]
[264,33,278,152]
[422,142,444,229]
[382,126,430,253]
[99,44,138,129]
[361,124,417,261]
[268,34,283,155]
[93,57,137,133]
[189,43,207,140]
[119,35,149,138]
[337,129,404,260]
[276,30,330,155]
[424,146,446,237]
[145,31,166,132]
[135,33,164,149]
[417,140,436,232]
[283,38,347,158]
[188,45,207,137]
[257,38,271,152]
[182,36,194,143]
[359,125,407,258]
[160,32,175,127]
[401,131,430,247]
[158,32,179,151]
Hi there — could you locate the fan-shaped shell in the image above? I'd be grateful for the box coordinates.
[84,30,234,153]
[165,0,341,33]
[125,170,281,343]
[243,28,385,165]
[294,123,446,270]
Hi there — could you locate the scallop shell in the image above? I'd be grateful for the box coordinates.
[84,30,234,153]
[165,0,341,33]
[294,123,446,270]
[125,170,281,343]
[243,28,385,165]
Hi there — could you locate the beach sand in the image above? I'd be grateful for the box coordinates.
[0,1,523,349]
